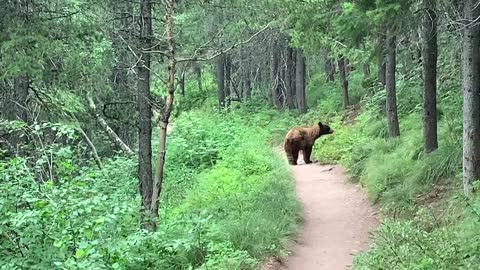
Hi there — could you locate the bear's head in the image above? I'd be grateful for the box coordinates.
[318,122,334,135]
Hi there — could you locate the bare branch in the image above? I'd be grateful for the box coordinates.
[119,34,169,84]
[119,35,139,59]
[78,128,103,170]
[143,50,169,57]
[86,92,134,156]
[188,21,230,58]
[177,20,275,63]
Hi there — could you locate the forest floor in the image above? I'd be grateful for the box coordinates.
[264,156,379,270]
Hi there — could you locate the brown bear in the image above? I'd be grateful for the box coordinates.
[283,122,334,165]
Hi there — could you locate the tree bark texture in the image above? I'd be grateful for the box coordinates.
[3,77,30,155]
[462,0,480,196]
[216,53,226,108]
[285,46,295,109]
[2,86,16,121]
[385,30,400,137]
[270,38,281,107]
[243,68,252,99]
[296,49,307,114]
[422,0,438,153]
[279,56,286,107]
[14,76,29,123]
[338,57,349,110]
[137,0,153,229]
[225,54,232,106]
[194,63,202,92]
[109,0,136,148]
[345,59,351,77]
[179,71,185,96]
[291,49,297,109]
[325,57,335,82]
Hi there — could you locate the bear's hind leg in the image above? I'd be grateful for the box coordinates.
[289,149,299,165]
[285,148,297,165]
[286,154,297,165]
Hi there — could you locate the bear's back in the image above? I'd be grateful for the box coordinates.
[285,126,319,145]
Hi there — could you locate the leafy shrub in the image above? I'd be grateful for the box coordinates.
[0,107,301,270]
[0,156,139,269]
[354,193,480,270]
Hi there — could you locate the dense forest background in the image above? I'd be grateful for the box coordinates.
[1,0,479,269]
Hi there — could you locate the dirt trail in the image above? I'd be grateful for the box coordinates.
[280,160,379,270]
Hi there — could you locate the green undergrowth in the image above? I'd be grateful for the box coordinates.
[353,192,480,269]
[0,106,301,270]
[309,70,480,269]
[313,109,480,269]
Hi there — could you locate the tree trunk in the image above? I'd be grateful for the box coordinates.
[14,76,29,123]
[422,0,438,153]
[216,53,226,108]
[385,29,400,137]
[2,85,16,121]
[151,0,176,227]
[285,46,295,109]
[5,76,30,155]
[338,57,349,110]
[296,49,307,114]
[225,54,232,106]
[270,38,280,107]
[278,49,286,107]
[137,0,154,230]
[256,67,263,97]
[462,0,480,196]
[194,63,202,92]
[325,57,335,82]
[110,0,135,148]
[243,67,252,99]
[291,50,297,108]
[345,58,351,77]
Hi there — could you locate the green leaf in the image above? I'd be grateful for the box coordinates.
[95,217,105,224]
[75,248,86,258]
[53,240,63,248]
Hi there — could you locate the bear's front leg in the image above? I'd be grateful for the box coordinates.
[304,145,313,164]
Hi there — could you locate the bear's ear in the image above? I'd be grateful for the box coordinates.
[318,122,323,127]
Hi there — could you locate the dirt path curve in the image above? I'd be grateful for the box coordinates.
[281,161,379,270]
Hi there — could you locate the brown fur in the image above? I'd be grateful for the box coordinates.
[283,122,333,165]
